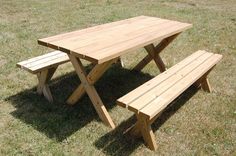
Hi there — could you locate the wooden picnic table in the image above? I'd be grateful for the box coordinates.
[38,16,192,129]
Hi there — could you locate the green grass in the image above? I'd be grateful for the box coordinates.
[0,0,236,155]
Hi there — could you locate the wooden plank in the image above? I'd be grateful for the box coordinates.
[139,54,222,119]
[78,22,189,57]
[48,18,169,54]
[68,54,115,129]
[23,53,67,68]
[49,17,166,50]
[38,16,192,64]
[38,16,148,44]
[137,115,157,150]
[17,51,69,74]
[117,50,206,107]
[83,23,192,64]
[17,51,62,66]
[127,52,214,112]
[40,16,158,48]
[29,55,69,73]
[74,20,177,53]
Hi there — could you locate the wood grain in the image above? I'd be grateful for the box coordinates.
[38,16,192,64]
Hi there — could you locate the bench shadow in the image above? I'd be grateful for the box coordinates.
[5,64,153,142]
[94,86,198,156]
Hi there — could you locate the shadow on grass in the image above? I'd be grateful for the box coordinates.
[94,86,198,156]
[5,64,153,142]
[5,63,200,154]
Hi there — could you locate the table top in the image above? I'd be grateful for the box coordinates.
[38,16,192,64]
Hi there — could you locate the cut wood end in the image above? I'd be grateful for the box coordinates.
[116,101,127,108]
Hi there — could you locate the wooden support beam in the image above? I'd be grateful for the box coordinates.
[201,78,212,93]
[126,113,157,150]
[68,54,115,129]
[145,44,166,72]
[133,33,180,72]
[137,116,157,151]
[133,54,152,71]
[126,113,142,138]
[193,66,214,93]
[67,58,118,105]
[36,67,57,102]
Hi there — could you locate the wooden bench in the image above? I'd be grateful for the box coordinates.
[117,50,222,150]
[17,51,70,102]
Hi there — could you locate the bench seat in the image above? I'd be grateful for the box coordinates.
[17,51,70,102]
[117,50,222,150]
[17,51,69,74]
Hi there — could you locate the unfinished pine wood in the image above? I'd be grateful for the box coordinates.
[117,50,222,150]
[138,116,157,150]
[133,54,153,71]
[139,54,222,119]
[201,78,212,93]
[133,33,179,72]
[37,16,191,128]
[117,50,206,108]
[39,16,148,44]
[38,16,192,64]
[36,67,57,102]
[67,58,118,105]
[17,51,69,74]
[145,44,166,72]
[118,51,222,115]
[193,68,213,91]
[127,52,214,112]
[68,54,115,129]
[17,51,70,102]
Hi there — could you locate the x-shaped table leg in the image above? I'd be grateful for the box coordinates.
[67,58,118,105]
[133,33,180,72]
[68,54,116,129]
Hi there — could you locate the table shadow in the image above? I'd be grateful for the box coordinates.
[94,86,198,156]
[5,64,153,142]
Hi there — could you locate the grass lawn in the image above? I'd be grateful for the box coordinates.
[0,0,235,155]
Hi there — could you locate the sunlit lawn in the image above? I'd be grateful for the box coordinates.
[0,0,235,155]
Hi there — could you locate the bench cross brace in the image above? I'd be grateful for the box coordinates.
[127,113,157,150]
[36,67,57,102]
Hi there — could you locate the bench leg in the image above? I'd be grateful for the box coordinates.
[194,68,214,93]
[37,67,57,102]
[201,77,212,93]
[66,58,118,105]
[133,33,180,72]
[128,114,157,151]
[137,116,157,151]
[126,114,142,137]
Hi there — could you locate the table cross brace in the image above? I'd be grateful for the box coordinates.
[133,33,180,72]
[68,54,116,129]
